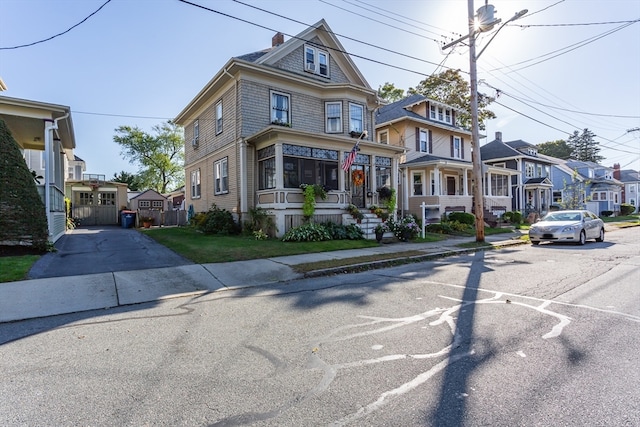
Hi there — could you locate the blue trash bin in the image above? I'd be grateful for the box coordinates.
[121,211,136,228]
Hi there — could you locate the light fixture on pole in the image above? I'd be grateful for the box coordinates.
[443,2,527,242]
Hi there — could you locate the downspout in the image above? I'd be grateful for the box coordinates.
[43,113,69,238]
[223,67,246,218]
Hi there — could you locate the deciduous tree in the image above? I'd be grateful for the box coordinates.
[377,82,405,103]
[408,69,496,130]
[113,121,184,193]
[536,139,573,159]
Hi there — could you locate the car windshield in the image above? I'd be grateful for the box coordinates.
[544,212,581,222]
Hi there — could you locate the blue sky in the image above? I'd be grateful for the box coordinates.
[1,0,639,180]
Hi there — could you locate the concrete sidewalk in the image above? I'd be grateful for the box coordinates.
[0,232,527,323]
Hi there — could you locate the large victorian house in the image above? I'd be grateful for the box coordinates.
[375,95,516,223]
[174,21,403,237]
[481,132,556,218]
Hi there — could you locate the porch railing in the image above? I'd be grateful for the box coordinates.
[36,184,65,212]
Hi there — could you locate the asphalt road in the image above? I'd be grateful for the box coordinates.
[1,226,638,426]
[27,225,193,279]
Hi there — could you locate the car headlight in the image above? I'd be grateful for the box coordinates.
[561,225,579,232]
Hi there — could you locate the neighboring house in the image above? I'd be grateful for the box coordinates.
[64,174,129,226]
[67,154,86,180]
[375,94,516,222]
[0,95,75,242]
[481,132,557,217]
[129,189,169,212]
[165,186,186,210]
[613,164,639,212]
[556,159,622,215]
[174,21,403,237]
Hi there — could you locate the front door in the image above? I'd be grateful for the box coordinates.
[349,165,367,208]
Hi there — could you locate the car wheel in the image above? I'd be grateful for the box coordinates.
[595,228,604,242]
[531,240,540,246]
[578,230,586,245]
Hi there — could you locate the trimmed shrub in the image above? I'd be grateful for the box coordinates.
[198,204,240,235]
[620,204,635,216]
[502,211,523,224]
[0,119,49,252]
[447,212,475,226]
[600,210,613,217]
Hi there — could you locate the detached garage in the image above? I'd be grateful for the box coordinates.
[65,176,128,225]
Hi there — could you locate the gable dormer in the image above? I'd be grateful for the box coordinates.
[428,101,454,126]
[526,147,538,157]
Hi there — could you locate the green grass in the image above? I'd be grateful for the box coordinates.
[0,255,40,282]
[142,227,384,264]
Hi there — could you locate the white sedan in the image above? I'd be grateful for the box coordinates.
[528,210,605,245]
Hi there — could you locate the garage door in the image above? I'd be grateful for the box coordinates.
[72,191,118,225]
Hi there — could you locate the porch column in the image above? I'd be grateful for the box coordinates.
[238,139,247,214]
[402,167,409,217]
[487,171,492,196]
[44,119,54,239]
[275,143,284,190]
[434,167,440,195]
[463,168,469,195]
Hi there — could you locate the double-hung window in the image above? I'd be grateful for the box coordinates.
[452,136,462,159]
[413,172,424,196]
[378,130,388,144]
[419,129,429,152]
[271,91,290,125]
[304,45,329,77]
[215,100,223,134]
[215,158,228,195]
[349,103,363,133]
[326,102,342,133]
[525,163,534,178]
[191,169,201,199]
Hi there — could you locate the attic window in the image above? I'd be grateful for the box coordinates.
[527,148,538,156]
[304,45,329,77]
[429,104,453,125]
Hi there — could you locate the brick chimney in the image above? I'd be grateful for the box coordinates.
[495,131,502,142]
[272,32,284,47]
[613,163,621,179]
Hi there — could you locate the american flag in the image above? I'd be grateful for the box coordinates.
[342,140,359,172]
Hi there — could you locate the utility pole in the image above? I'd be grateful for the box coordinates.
[443,2,527,242]
[468,0,485,242]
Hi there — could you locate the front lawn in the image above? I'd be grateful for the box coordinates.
[0,255,40,282]
[142,227,385,264]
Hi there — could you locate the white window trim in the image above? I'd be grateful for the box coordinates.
[270,90,290,126]
[378,130,388,144]
[412,171,425,196]
[215,100,223,135]
[191,169,201,199]
[419,129,428,153]
[348,102,364,133]
[452,136,462,159]
[304,45,329,77]
[325,101,342,133]
[215,158,229,195]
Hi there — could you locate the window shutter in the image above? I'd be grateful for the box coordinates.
[415,128,420,151]
[461,138,465,159]
[450,136,454,157]
[428,130,433,153]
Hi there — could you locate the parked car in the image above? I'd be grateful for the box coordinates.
[528,210,605,246]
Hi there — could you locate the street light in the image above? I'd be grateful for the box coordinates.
[443,2,527,242]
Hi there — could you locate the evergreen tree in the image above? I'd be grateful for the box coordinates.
[0,119,49,252]
[567,129,604,163]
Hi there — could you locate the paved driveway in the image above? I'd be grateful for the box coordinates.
[28,226,193,279]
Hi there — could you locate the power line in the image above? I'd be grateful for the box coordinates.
[0,0,112,50]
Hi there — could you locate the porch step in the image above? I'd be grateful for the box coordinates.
[343,213,393,240]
